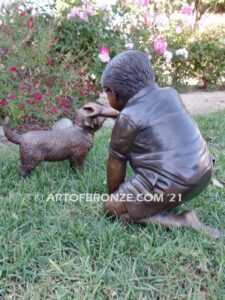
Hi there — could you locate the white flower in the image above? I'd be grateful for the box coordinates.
[163,50,173,64]
[154,14,170,31]
[176,48,188,59]
[98,53,110,63]
[96,0,117,10]
[179,14,194,27]
[175,25,183,33]
[125,42,134,49]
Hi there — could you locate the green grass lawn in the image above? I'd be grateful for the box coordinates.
[0,110,225,299]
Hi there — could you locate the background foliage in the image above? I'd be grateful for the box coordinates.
[0,0,225,123]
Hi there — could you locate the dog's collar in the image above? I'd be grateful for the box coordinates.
[74,121,94,135]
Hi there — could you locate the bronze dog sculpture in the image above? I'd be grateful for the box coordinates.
[3,104,107,177]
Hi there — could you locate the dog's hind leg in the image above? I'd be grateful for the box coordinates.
[19,148,40,177]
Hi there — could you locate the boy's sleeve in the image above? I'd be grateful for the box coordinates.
[109,113,137,160]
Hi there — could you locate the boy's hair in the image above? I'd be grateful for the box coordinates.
[101,50,155,103]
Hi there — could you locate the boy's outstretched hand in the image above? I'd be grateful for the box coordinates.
[83,102,119,119]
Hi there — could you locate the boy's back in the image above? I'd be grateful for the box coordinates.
[110,83,213,204]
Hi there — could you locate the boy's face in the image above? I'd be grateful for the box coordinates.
[106,90,125,111]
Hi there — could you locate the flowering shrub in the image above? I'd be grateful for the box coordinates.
[0,0,225,124]
[0,2,100,123]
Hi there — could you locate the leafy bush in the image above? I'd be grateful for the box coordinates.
[0,0,225,124]
[0,2,100,123]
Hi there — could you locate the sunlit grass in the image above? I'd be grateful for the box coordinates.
[0,111,224,299]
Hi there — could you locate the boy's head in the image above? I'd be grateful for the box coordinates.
[101,50,155,110]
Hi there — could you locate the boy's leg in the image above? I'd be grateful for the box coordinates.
[104,197,220,240]
[139,211,220,239]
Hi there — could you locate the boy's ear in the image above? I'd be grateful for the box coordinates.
[106,88,112,95]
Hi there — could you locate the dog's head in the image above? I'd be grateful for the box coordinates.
[74,107,106,133]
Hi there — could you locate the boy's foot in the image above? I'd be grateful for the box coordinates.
[143,210,220,240]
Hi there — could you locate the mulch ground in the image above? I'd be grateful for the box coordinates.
[14,116,52,133]
[0,116,52,146]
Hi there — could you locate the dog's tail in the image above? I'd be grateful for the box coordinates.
[3,116,21,144]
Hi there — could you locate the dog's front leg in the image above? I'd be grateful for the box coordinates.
[69,155,85,174]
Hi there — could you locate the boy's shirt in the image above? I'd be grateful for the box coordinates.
[109,83,213,193]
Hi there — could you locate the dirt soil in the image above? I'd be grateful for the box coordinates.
[180,91,225,115]
[14,116,51,133]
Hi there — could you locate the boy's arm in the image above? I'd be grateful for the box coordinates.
[107,154,126,194]
[107,114,137,194]
[83,103,119,119]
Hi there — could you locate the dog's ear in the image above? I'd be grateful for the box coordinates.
[82,108,94,129]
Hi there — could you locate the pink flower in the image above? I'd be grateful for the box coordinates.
[99,47,110,55]
[138,0,149,5]
[86,4,94,16]
[63,109,70,115]
[67,7,79,21]
[35,80,41,86]
[63,98,68,106]
[98,47,110,63]
[28,17,34,23]
[96,0,117,10]
[78,11,89,22]
[85,79,91,86]
[56,97,62,104]
[52,107,58,113]
[18,85,26,91]
[79,89,84,96]
[50,38,57,46]
[9,66,17,72]
[9,94,16,100]
[153,38,167,55]
[181,4,192,15]
[1,48,9,56]
[32,93,43,101]
[47,59,53,65]
[19,114,26,120]
[144,14,154,27]
[20,12,26,16]
[0,99,7,107]
[26,98,33,104]
[19,104,25,110]
[27,25,34,30]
